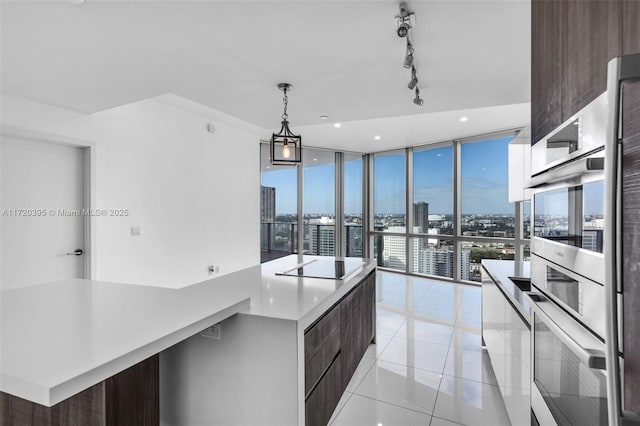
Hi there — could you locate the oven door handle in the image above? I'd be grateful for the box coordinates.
[527,157,603,188]
[528,292,606,370]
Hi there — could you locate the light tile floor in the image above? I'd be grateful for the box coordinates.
[328,271,511,426]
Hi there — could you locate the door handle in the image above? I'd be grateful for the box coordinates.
[528,292,606,370]
[66,249,83,256]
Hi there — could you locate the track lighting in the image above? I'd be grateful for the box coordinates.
[395,3,423,106]
[408,66,418,89]
[413,88,424,106]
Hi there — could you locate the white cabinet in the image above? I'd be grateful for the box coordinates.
[482,268,531,426]
[508,127,532,202]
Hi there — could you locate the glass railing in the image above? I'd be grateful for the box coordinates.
[261,222,298,255]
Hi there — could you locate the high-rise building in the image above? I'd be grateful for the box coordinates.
[381,226,408,270]
[413,240,471,280]
[309,218,336,256]
[460,249,471,281]
[418,248,454,278]
[344,225,363,257]
[413,202,429,233]
[261,186,276,223]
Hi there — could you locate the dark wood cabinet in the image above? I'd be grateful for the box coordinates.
[562,0,621,119]
[304,270,376,426]
[623,0,640,55]
[622,79,640,413]
[305,354,342,426]
[339,282,363,392]
[304,304,341,397]
[361,273,376,354]
[531,0,628,144]
[105,354,159,426]
[340,271,376,393]
[0,355,159,426]
[531,0,564,144]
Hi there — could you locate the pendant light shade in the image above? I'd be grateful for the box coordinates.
[270,83,301,165]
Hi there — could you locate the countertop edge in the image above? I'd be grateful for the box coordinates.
[2,297,250,407]
[481,260,532,325]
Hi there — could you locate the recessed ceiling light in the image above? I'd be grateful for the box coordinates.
[266,166,270,169]
[374,135,381,140]
[313,158,318,161]
[320,115,329,120]
[334,123,342,128]
[460,116,468,122]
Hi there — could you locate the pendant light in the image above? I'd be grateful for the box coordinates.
[270,83,301,165]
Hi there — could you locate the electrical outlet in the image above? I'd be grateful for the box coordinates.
[200,323,221,339]
[208,265,220,275]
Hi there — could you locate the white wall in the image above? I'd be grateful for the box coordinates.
[1,94,261,288]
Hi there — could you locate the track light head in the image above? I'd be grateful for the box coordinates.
[413,88,424,106]
[403,54,414,69]
[403,43,414,69]
[408,66,418,89]
[397,22,411,38]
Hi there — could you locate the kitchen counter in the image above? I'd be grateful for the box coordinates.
[481,259,532,426]
[1,279,250,407]
[482,259,532,324]
[0,255,374,408]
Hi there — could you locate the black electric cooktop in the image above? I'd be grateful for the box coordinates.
[276,259,365,280]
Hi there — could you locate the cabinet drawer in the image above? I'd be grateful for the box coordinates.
[305,353,342,426]
[304,305,341,396]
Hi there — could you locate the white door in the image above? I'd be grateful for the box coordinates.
[1,136,86,290]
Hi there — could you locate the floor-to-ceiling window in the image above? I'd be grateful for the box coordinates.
[260,144,298,263]
[460,135,515,281]
[260,144,366,262]
[373,150,406,271]
[368,130,530,282]
[344,153,363,257]
[303,149,335,255]
[412,144,455,278]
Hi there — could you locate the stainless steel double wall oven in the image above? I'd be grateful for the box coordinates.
[528,92,609,426]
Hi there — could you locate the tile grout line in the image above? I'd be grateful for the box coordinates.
[349,392,436,419]
[328,391,353,425]
[429,333,454,426]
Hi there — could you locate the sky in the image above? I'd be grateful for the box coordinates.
[262,136,518,216]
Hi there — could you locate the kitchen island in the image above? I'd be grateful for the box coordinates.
[161,255,376,426]
[0,255,376,426]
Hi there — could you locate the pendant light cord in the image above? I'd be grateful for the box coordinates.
[282,87,289,120]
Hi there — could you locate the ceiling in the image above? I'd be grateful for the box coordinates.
[0,0,531,152]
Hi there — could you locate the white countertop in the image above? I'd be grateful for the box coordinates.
[1,255,375,406]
